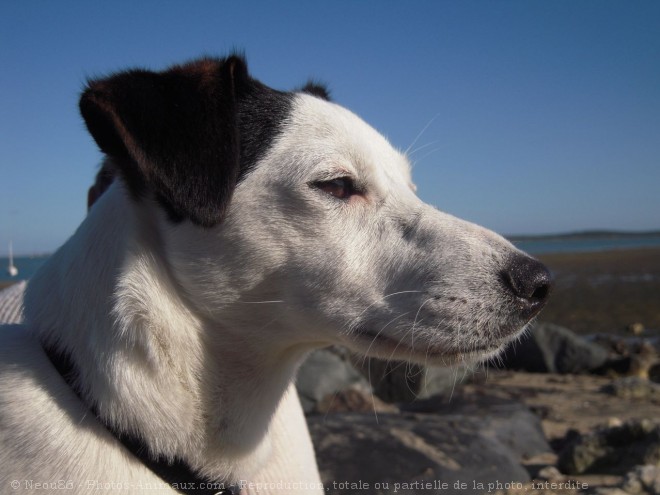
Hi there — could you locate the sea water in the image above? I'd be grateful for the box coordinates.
[513,234,660,255]
[1,256,49,282]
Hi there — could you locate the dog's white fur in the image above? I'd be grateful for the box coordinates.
[1,92,534,494]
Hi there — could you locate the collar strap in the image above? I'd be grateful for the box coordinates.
[42,343,240,495]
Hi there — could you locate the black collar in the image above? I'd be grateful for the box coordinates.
[42,343,240,495]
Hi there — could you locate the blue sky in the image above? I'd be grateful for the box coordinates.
[1,1,659,255]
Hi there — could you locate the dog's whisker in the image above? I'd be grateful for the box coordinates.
[403,361,418,400]
[404,113,441,155]
[235,300,285,304]
[420,326,438,397]
[367,356,379,424]
[407,139,440,157]
[413,146,444,165]
[460,356,471,382]
[447,364,458,404]
[384,326,412,365]
[358,311,411,369]
[382,359,407,380]
[410,297,434,351]
[322,391,341,423]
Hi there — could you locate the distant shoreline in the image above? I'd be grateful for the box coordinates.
[510,231,660,256]
[507,229,660,242]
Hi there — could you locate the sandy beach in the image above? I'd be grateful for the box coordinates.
[537,247,660,335]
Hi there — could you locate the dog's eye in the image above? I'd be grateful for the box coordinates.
[314,177,357,200]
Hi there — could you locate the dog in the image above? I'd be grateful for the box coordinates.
[0,55,550,494]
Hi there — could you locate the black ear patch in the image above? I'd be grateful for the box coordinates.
[300,81,331,101]
[80,55,284,227]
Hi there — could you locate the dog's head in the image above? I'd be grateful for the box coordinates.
[80,55,550,365]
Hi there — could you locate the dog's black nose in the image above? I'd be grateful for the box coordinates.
[500,255,552,314]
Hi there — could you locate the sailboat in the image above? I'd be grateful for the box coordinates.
[7,240,18,277]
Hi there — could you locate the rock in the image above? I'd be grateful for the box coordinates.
[537,465,564,482]
[350,357,422,402]
[298,348,477,412]
[596,465,660,495]
[557,419,660,475]
[597,356,636,377]
[593,338,659,378]
[621,465,660,495]
[608,417,625,428]
[309,394,551,494]
[497,322,609,374]
[352,356,474,402]
[603,377,660,402]
[296,347,371,413]
[629,323,646,336]
[590,333,631,356]
[316,385,397,414]
[630,343,659,379]
[417,364,475,399]
[400,393,551,460]
[650,364,660,384]
[595,489,632,495]
[309,412,538,495]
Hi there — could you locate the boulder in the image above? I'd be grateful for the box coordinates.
[298,348,475,412]
[309,394,551,495]
[621,465,660,495]
[400,393,551,460]
[316,385,398,414]
[603,377,660,403]
[598,466,660,495]
[498,322,609,374]
[351,356,474,402]
[590,336,659,378]
[350,357,423,403]
[629,323,646,336]
[417,365,475,399]
[296,347,371,413]
[651,364,660,384]
[557,419,660,475]
[536,465,565,482]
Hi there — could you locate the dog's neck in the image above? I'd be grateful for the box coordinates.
[24,184,312,481]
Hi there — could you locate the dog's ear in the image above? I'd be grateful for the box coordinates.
[300,81,331,101]
[80,56,249,227]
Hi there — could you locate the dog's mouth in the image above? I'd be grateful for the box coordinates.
[346,327,508,365]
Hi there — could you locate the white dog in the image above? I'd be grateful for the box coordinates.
[0,55,550,494]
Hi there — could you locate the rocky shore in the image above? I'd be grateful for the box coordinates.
[300,322,660,494]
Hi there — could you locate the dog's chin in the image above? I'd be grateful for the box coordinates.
[343,329,512,367]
